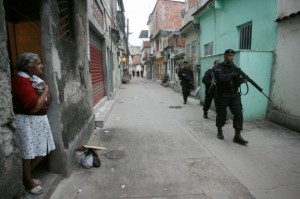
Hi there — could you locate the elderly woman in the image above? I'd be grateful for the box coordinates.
[11,52,55,195]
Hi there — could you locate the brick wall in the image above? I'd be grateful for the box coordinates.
[149,0,184,35]
[133,54,142,65]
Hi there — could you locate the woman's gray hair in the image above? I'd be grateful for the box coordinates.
[15,52,40,71]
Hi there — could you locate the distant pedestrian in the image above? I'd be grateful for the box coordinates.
[129,67,132,79]
[214,49,248,145]
[178,61,194,104]
[202,60,220,119]
[141,67,144,78]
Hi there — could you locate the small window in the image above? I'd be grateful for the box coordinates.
[186,43,191,58]
[191,40,198,61]
[239,22,252,50]
[204,42,213,56]
[156,39,159,52]
[57,0,72,41]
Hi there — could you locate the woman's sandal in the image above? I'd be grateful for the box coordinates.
[29,185,44,195]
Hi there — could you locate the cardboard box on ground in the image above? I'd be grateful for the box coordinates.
[75,145,107,168]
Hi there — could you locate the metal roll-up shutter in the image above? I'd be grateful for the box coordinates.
[90,29,105,106]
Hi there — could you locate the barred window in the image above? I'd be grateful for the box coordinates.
[57,0,72,41]
[204,42,213,56]
[191,40,198,61]
[239,22,252,50]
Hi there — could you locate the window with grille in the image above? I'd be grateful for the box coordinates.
[186,43,191,58]
[156,39,159,52]
[57,0,72,41]
[204,42,213,56]
[239,22,252,50]
[191,40,198,61]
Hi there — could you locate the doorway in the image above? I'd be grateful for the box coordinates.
[3,0,51,182]
[4,0,43,73]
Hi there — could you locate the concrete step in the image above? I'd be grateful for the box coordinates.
[94,97,115,128]
[21,161,62,199]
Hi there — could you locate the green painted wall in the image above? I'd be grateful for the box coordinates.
[236,51,273,120]
[199,10,215,54]
[196,0,277,120]
[197,0,278,56]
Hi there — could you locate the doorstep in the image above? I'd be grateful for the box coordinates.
[94,97,115,128]
[22,162,62,199]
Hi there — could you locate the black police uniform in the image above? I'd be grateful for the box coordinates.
[202,68,216,118]
[178,67,194,104]
[214,52,248,145]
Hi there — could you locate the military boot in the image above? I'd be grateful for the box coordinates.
[183,97,187,104]
[233,130,248,145]
[217,127,224,140]
[203,112,208,119]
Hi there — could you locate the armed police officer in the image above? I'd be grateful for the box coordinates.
[178,61,194,104]
[202,60,220,119]
[214,49,248,145]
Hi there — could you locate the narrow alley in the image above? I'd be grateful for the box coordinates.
[1,1,300,199]
[50,78,300,199]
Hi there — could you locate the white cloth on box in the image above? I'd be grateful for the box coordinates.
[17,71,44,94]
[31,75,44,94]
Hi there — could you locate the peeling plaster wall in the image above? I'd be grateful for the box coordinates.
[268,0,300,132]
[41,0,94,175]
[0,0,95,196]
[0,0,23,197]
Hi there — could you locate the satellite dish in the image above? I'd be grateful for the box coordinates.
[181,9,185,18]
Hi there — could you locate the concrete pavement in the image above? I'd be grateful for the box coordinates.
[50,77,300,199]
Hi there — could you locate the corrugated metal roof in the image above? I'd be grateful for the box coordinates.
[275,11,300,22]
[139,30,149,38]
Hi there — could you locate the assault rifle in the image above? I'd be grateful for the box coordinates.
[229,61,272,102]
[208,69,216,93]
